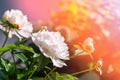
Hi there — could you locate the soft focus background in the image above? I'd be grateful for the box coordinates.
[1,0,120,80]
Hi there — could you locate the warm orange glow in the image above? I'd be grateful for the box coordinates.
[50,0,120,79]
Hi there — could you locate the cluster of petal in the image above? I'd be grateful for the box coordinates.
[95,60,103,75]
[74,37,95,56]
[83,37,95,53]
[1,9,33,39]
[31,30,69,68]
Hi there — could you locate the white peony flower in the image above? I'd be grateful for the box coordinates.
[0,9,33,39]
[31,30,69,68]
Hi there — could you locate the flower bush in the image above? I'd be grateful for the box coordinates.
[0,9,102,80]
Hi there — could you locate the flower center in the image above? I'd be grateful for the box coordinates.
[14,24,19,29]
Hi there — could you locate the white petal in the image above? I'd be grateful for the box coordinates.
[51,57,67,68]
[17,30,32,38]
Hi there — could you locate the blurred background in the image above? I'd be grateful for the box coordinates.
[1,0,120,80]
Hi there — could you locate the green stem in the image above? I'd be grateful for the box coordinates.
[25,58,36,79]
[16,38,28,45]
[71,68,95,76]
[70,51,93,60]
[44,71,52,80]
[28,66,38,79]
[48,67,57,76]
[12,51,16,80]
[2,32,8,47]
[0,32,9,57]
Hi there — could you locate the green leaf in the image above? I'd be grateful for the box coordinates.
[45,66,52,70]
[17,74,24,80]
[0,44,16,53]
[32,77,45,80]
[38,54,50,70]
[0,44,35,54]
[18,44,35,54]
[14,52,27,62]
[1,58,11,72]
[0,58,15,77]
[50,72,78,80]
[55,72,63,80]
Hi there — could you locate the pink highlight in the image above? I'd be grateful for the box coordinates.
[11,0,59,22]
